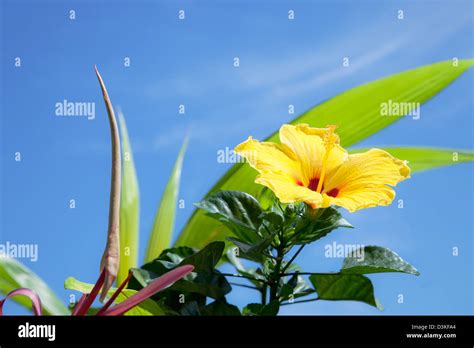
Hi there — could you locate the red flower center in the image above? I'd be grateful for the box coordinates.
[297,178,339,197]
[326,188,339,198]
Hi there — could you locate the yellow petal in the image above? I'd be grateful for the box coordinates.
[279,124,347,186]
[322,148,411,212]
[235,136,301,179]
[291,123,341,142]
[256,172,323,208]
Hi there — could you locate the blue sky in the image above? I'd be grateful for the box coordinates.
[0,0,473,315]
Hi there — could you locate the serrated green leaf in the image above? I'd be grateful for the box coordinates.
[145,137,188,262]
[292,206,353,245]
[176,59,474,249]
[0,258,69,315]
[117,110,140,285]
[309,273,382,310]
[195,190,263,244]
[341,245,420,275]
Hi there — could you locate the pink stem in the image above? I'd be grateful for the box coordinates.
[71,293,87,316]
[0,288,42,316]
[100,265,194,316]
[73,270,106,316]
[96,271,133,316]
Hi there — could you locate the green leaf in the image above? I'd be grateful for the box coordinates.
[195,191,263,244]
[279,273,314,301]
[64,276,165,315]
[227,235,274,263]
[279,283,294,301]
[158,246,196,266]
[225,247,263,287]
[131,247,196,286]
[131,242,230,303]
[0,258,69,315]
[261,211,284,228]
[179,301,201,315]
[341,246,420,276]
[243,300,280,316]
[132,266,231,300]
[291,206,353,245]
[309,273,382,310]
[179,241,225,272]
[201,300,241,316]
[176,59,474,249]
[170,272,231,299]
[351,147,474,173]
[257,187,277,210]
[145,137,188,262]
[139,242,225,275]
[117,110,140,285]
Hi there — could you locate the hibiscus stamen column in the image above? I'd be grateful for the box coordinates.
[316,125,337,193]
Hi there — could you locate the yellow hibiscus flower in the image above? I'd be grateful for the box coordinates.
[234,124,411,212]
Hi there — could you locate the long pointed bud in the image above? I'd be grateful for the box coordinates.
[95,66,122,301]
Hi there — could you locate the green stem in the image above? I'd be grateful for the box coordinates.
[281,272,338,277]
[261,285,267,305]
[269,246,284,302]
[228,282,260,291]
[280,297,319,306]
[217,272,270,285]
[280,245,305,275]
